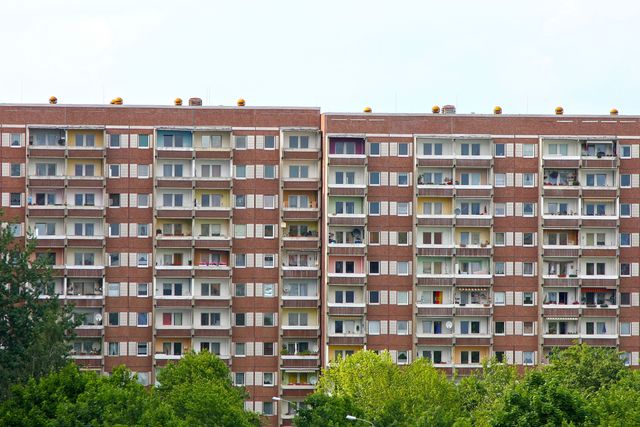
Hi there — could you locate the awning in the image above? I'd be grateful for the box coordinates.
[581,288,609,293]
[457,287,490,291]
[546,317,579,321]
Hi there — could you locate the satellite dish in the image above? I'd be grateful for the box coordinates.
[351,228,361,237]
[454,208,461,215]
[445,321,453,329]
[312,345,319,353]
[310,375,318,385]
[95,313,103,324]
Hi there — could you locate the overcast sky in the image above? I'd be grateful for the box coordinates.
[1,1,638,114]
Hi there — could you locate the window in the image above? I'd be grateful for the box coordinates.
[523,351,534,365]
[495,321,505,334]
[108,342,119,356]
[35,163,57,176]
[264,135,276,149]
[461,143,481,156]
[109,134,120,148]
[288,312,308,326]
[234,313,246,326]
[397,262,409,275]
[75,134,95,147]
[398,173,409,186]
[422,142,443,156]
[264,195,276,209]
[235,283,246,297]
[289,165,309,178]
[263,255,275,268]
[10,164,20,177]
[263,283,275,297]
[137,254,148,267]
[262,402,274,416]
[621,145,631,158]
[137,312,148,326]
[368,320,380,335]
[495,173,506,187]
[495,262,505,276]
[74,164,95,177]
[10,193,21,207]
[495,143,505,157]
[11,133,21,146]
[621,322,632,336]
[235,254,246,267]
[107,282,120,297]
[370,143,380,156]
[138,134,150,148]
[235,165,246,179]
[621,263,631,277]
[523,292,534,305]
[621,203,631,217]
[586,173,608,187]
[523,233,534,246]
[461,351,481,364]
[397,291,409,305]
[494,232,505,246]
[522,144,535,157]
[289,135,310,149]
[397,231,409,245]
[234,136,247,149]
[369,201,380,215]
[109,193,121,207]
[523,321,534,335]
[621,174,631,187]
[369,172,380,185]
[620,233,631,247]
[397,202,410,216]
[369,291,380,304]
[137,283,148,297]
[36,222,56,236]
[234,372,245,385]
[109,223,120,237]
[398,143,409,156]
[264,165,276,178]
[108,312,119,326]
[137,224,149,237]
[235,342,246,356]
[494,291,505,305]
[548,143,569,156]
[137,342,148,356]
[523,263,534,276]
[397,320,409,335]
[523,173,535,187]
[494,203,506,216]
[234,195,245,208]
[522,203,534,217]
[136,194,149,208]
[263,312,275,326]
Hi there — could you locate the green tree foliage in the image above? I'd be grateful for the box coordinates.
[299,351,463,427]
[0,222,78,399]
[155,351,260,427]
[296,345,637,427]
[0,352,260,426]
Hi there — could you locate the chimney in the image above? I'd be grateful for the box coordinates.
[189,97,202,106]
[442,105,456,114]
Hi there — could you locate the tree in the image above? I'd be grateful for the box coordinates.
[0,222,78,399]
[156,351,260,427]
[586,370,640,426]
[301,351,464,427]
[294,393,364,427]
[544,344,628,396]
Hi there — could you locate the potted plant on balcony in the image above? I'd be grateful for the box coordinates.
[280,347,289,356]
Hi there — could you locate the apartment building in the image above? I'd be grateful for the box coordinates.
[0,102,321,426]
[322,111,640,376]
[2,101,640,425]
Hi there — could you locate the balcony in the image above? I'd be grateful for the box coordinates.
[328,185,366,197]
[416,276,455,287]
[416,305,455,317]
[416,246,454,257]
[327,273,366,286]
[283,208,320,221]
[282,267,319,279]
[454,186,492,198]
[327,243,365,257]
[193,177,232,190]
[282,179,320,191]
[327,214,366,227]
[542,215,580,228]
[282,237,320,251]
[543,157,580,169]
[581,187,617,199]
[580,246,617,257]
[327,335,366,346]
[327,304,366,316]
[580,277,618,288]
[417,157,455,168]
[281,296,319,309]
[417,215,454,227]
[542,245,580,257]
[416,184,454,197]
[542,306,580,318]
[455,306,491,316]
[455,215,492,228]
[281,326,320,339]
[280,354,320,370]
[580,216,617,228]
[328,155,366,166]
[543,276,580,287]
[542,186,580,198]
[455,245,492,257]
[454,275,492,287]
[156,176,193,189]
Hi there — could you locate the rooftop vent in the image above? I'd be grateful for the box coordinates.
[49,96,57,105]
[442,105,456,114]
[189,97,202,106]
[555,106,564,115]
[432,105,440,114]
[610,108,619,116]
[110,97,123,105]
[493,106,502,114]
[174,98,183,106]
[237,98,246,107]
[363,106,372,113]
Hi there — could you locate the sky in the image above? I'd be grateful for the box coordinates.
[0,0,639,115]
